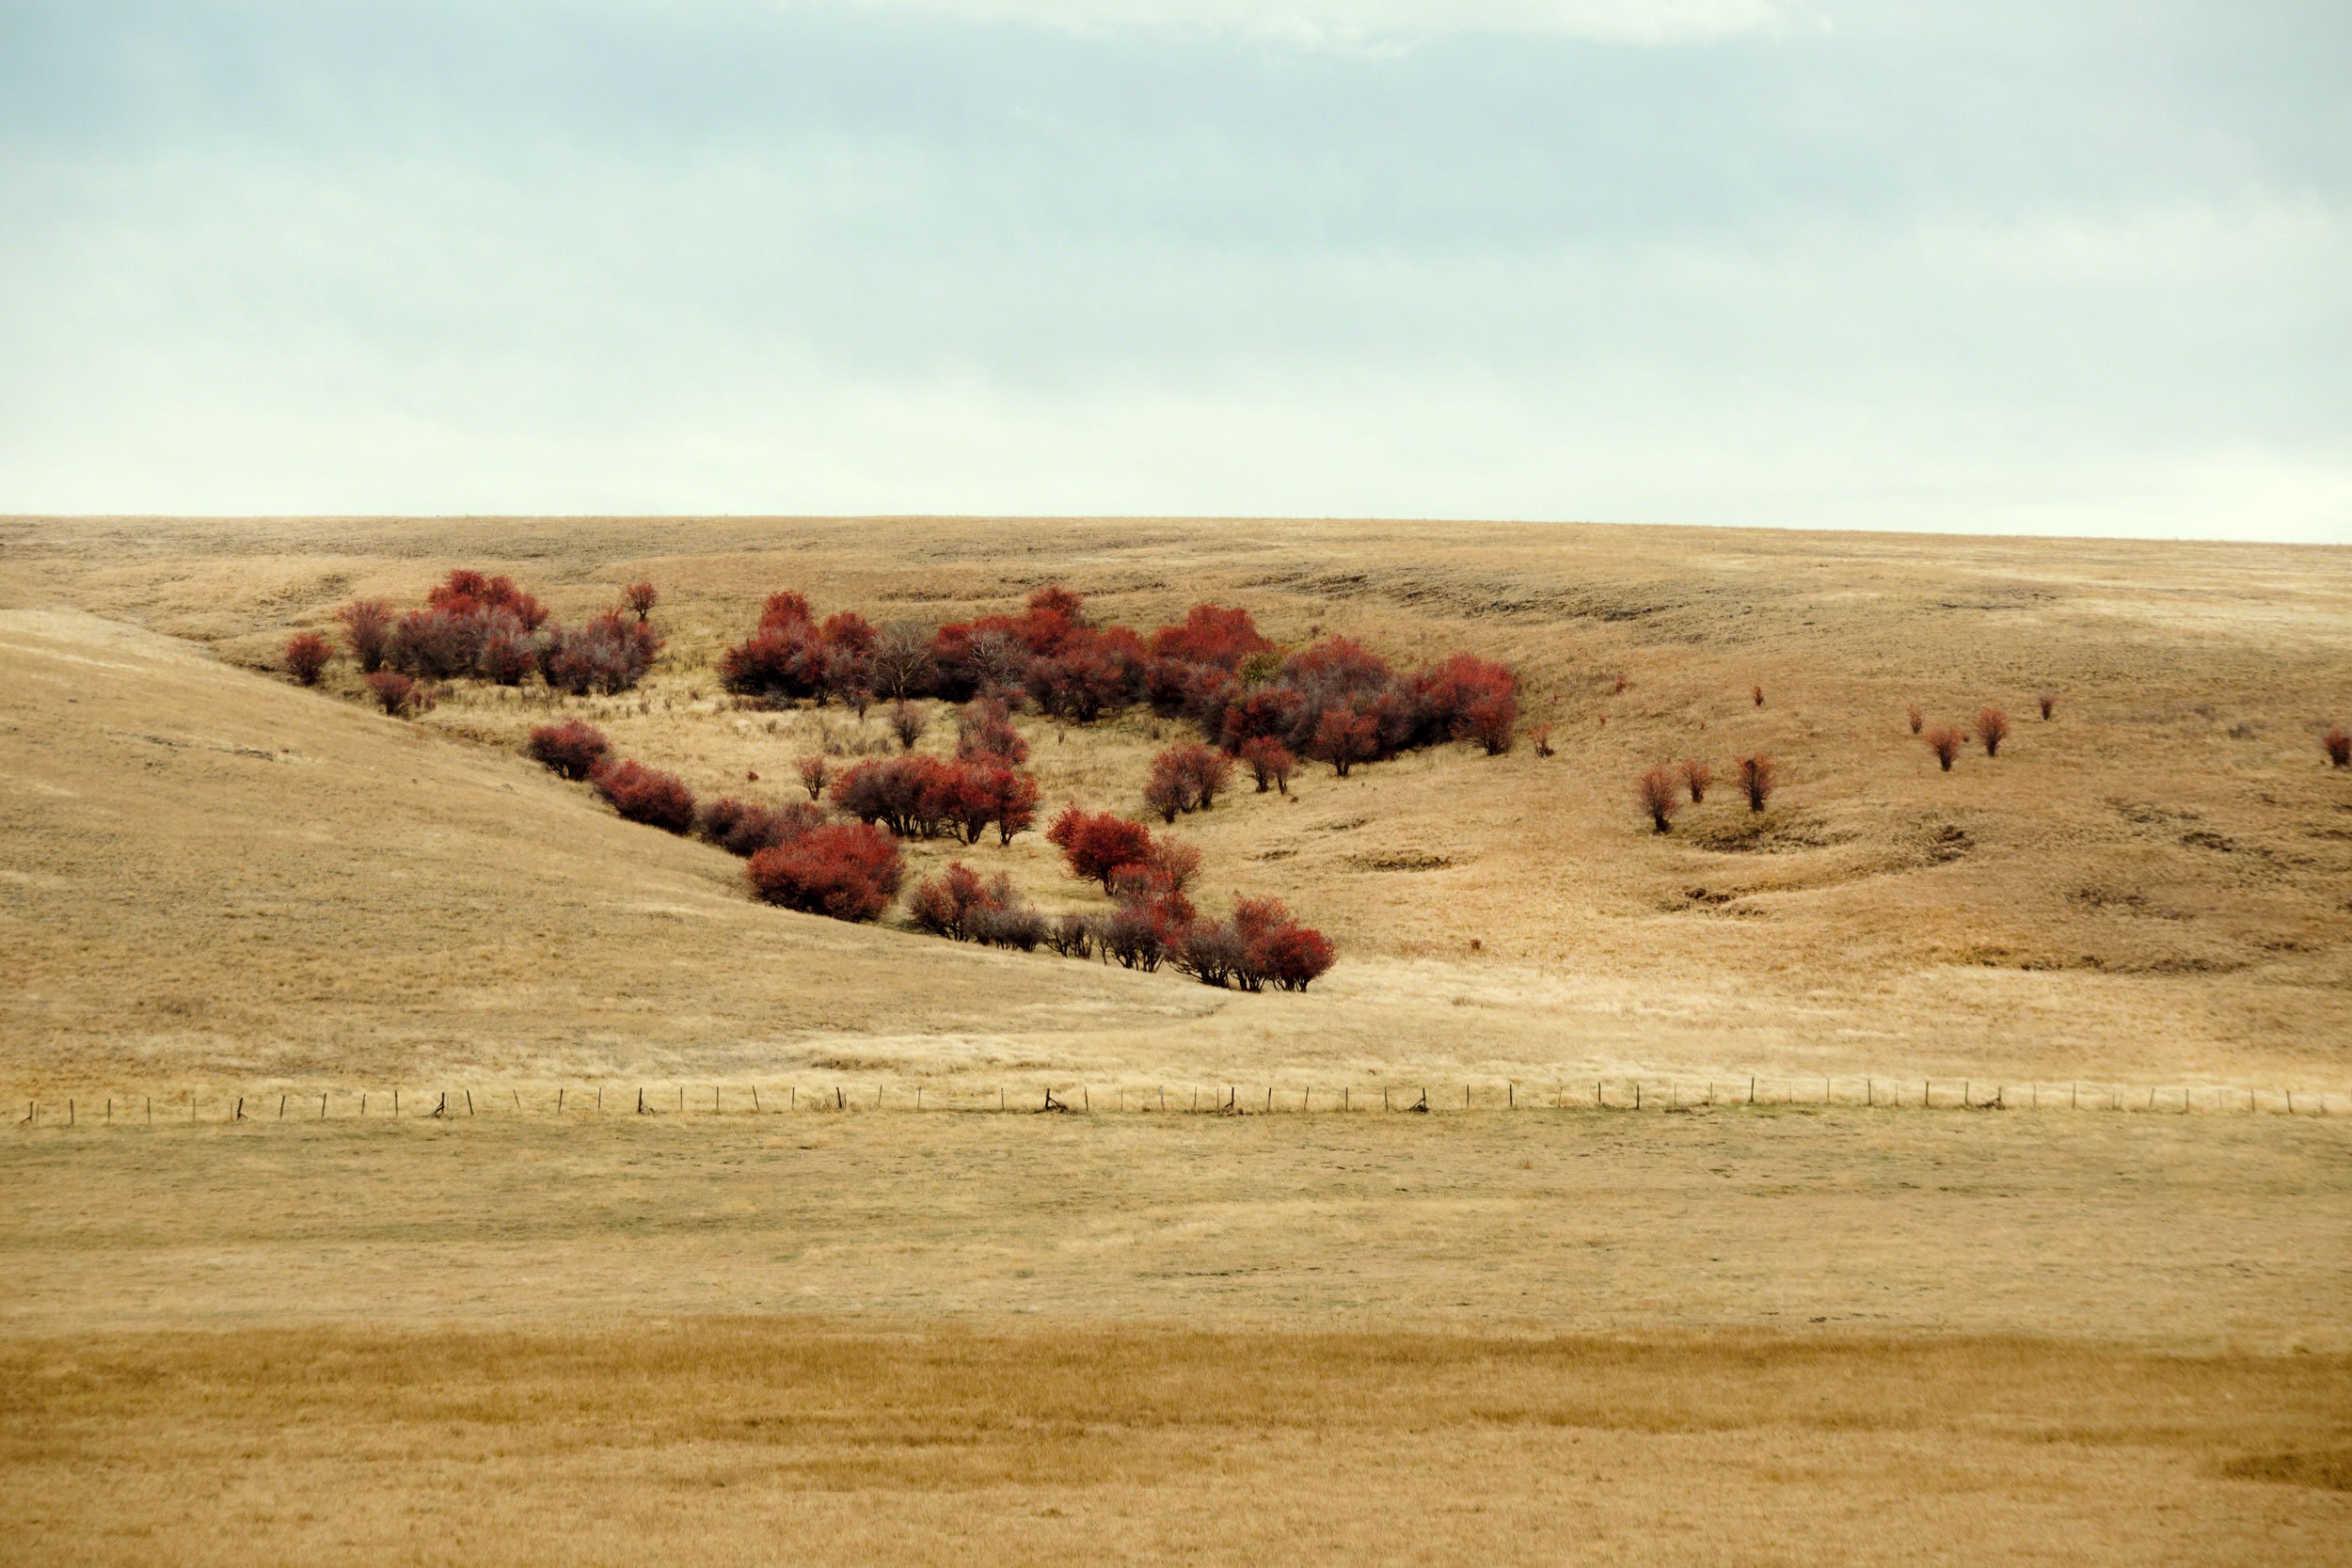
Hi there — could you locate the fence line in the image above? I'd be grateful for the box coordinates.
[9,1076,2346,1129]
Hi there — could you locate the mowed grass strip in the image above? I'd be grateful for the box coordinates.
[3,1324,2348,1568]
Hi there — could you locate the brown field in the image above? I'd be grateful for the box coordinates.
[4,515,2350,1564]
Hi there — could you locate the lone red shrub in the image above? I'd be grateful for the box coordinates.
[1752,683,1765,707]
[527,720,611,780]
[1978,707,2010,757]
[798,755,831,801]
[1239,736,1295,794]
[1678,758,1711,803]
[746,822,903,922]
[624,581,659,622]
[1637,766,1681,833]
[1532,723,1555,758]
[955,697,1027,765]
[2037,690,2056,721]
[337,599,394,673]
[1924,726,1963,770]
[284,632,332,686]
[888,701,930,752]
[1046,807,1155,892]
[364,671,432,718]
[1907,702,1924,736]
[2325,726,2350,768]
[1737,753,1776,812]
[593,759,696,834]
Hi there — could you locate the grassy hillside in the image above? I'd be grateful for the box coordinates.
[5,515,2349,1089]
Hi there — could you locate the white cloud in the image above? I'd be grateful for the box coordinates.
[827,0,1788,47]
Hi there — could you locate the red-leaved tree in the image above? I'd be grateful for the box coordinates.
[1924,726,1963,771]
[798,755,831,801]
[1678,758,1711,803]
[1737,753,1776,812]
[337,599,394,673]
[527,720,611,780]
[746,823,903,922]
[284,632,332,687]
[1046,807,1156,892]
[624,581,659,623]
[1239,736,1295,794]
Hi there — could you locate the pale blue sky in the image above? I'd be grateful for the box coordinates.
[3,1,2346,539]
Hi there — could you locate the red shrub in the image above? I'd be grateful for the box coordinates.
[956,697,1028,765]
[544,611,660,695]
[698,796,822,858]
[1307,706,1378,777]
[798,755,831,801]
[428,570,548,631]
[1532,722,1555,759]
[1924,726,1963,770]
[1415,654,1518,754]
[1752,683,1766,707]
[624,581,659,622]
[1144,744,1232,821]
[478,623,538,686]
[336,599,395,673]
[720,620,827,702]
[389,608,479,678]
[1636,766,1681,833]
[1234,896,1331,990]
[1026,626,1144,721]
[746,823,903,923]
[364,670,432,718]
[1046,807,1156,892]
[1906,702,1924,736]
[284,632,332,686]
[820,610,877,656]
[1737,753,1777,811]
[888,700,930,752]
[1148,604,1272,670]
[1239,736,1295,794]
[908,861,1020,941]
[759,591,814,629]
[2325,726,2350,768]
[527,720,611,780]
[977,765,1041,845]
[1678,758,1711,803]
[1977,707,2010,757]
[2037,690,2056,721]
[593,759,696,834]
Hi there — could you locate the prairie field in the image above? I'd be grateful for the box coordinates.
[3,515,2350,1565]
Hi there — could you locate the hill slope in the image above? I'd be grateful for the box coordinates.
[5,515,2350,1091]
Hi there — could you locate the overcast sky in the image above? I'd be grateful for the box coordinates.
[3,1,2345,540]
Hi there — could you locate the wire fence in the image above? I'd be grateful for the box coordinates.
[10,1075,2347,1129]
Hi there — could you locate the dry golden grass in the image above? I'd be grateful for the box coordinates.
[6,1323,2349,1568]
[7,1111,2348,1343]
[5,514,2350,1092]
[5,512,2350,1564]
[6,1112,2351,1566]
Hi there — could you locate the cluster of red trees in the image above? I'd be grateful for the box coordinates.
[1636,754,1774,832]
[1042,807,1333,990]
[716,584,1518,775]
[830,754,1040,846]
[303,570,662,700]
